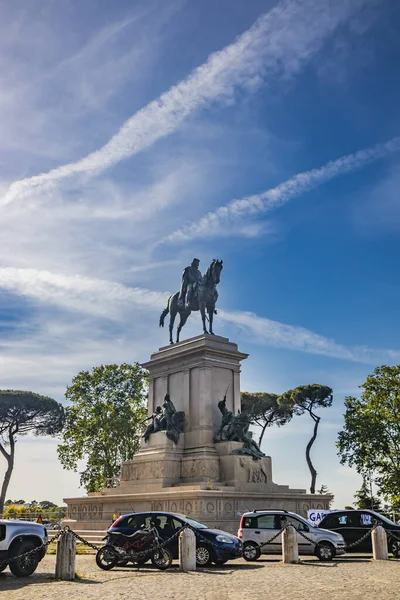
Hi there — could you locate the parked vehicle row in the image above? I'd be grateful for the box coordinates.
[2,507,399,577]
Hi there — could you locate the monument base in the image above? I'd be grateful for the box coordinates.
[64,486,331,534]
[64,335,332,533]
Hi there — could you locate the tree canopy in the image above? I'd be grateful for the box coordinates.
[241,391,292,446]
[57,363,148,492]
[0,390,65,514]
[337,365,400,503]
[278,384,333,494]
[353,479,382,511]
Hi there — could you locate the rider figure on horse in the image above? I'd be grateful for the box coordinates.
[178,258,203,310]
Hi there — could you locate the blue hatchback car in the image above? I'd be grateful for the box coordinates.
[107,511,242,566]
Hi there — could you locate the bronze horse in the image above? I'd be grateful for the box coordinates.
[159,259,223,344]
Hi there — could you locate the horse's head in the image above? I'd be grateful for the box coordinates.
[207,259,223,285]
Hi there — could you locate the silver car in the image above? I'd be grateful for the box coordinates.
[0,519,48,576]
[238,509,346,561]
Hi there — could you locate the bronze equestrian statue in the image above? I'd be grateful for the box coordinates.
[159,258,223,344]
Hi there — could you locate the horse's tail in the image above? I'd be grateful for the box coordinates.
[159,303,169,328]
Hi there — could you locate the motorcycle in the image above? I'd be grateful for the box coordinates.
[96,523,173,571]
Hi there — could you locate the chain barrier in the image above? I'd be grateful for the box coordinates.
[64,526,100,551]
[105,525,186,564]
[186,524,234,552]
[2,521,396,570]
[343,525,377,550]
[387,530,400,543]
[259,526,287,548]
[0,529,63,567]
[296,527,318,546]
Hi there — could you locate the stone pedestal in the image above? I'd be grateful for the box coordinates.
[64,334,333,533]
[216,442,274,491]
[142,335,247,472]
[117,432,183,492]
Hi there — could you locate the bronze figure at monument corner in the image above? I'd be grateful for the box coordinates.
[159,258,223,344]
[143,393,185,444]
[215,392,266,460]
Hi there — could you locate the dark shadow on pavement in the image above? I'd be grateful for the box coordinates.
[0,572,101,590]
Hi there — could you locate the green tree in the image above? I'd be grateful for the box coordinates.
[38,500,56,509]
[337,365,400,503]
[353,479,381,511]
[278,384,333,494]
[0,390,64,515]
[241,392,292,446]
[58,363,148,492]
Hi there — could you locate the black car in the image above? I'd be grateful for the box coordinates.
[107,511,242,566]
[318,510,400,558]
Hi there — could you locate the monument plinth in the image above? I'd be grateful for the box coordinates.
[141,334,247,484]
[64,334,331,533]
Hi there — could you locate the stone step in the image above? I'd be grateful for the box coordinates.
[47,530,106,545]
[169,481,210,489]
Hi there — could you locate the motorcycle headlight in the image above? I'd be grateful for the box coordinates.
[216,535,234,544]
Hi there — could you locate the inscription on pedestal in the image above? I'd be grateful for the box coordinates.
[239,457,268,483]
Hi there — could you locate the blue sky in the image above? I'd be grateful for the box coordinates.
[1,0,400,508]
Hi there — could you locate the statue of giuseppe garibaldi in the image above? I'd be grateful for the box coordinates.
[178,258,203,311]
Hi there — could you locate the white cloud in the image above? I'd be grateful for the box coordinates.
[1,267,399,366]
[0,160,203,279]
[218,309,400,365]
[165,136,400,242]
[0,0,375,207]
[0,2,176,164]
[0,268,168,318]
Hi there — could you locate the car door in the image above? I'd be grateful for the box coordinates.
[356,512,375,552]
[321,513,352,547]
[254,514,282,554]
[282,516,313,555]
[152,514,182,558]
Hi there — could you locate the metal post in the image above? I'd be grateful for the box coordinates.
[55,531,76,580]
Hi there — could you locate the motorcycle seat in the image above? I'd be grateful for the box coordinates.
[111,529,151,539]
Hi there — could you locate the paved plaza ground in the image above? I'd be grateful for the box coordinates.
[0,553,398,600]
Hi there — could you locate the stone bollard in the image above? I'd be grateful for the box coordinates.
[372,525,388,560]
[282,526,299,564]
[179,527,196,571]
[55,531,76,580]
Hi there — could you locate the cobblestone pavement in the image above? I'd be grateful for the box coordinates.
[0,554,399,600]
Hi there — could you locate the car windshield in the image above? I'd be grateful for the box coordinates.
[371,512,397,526]
[183,517,208,529]
[290,514,311,528]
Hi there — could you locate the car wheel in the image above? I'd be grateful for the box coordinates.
[196,544,213,567]
[243,542,261,561]
[316,542,335,561]
[9,540,40,577]
[96,546,117,570]
[390,540,400,559]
